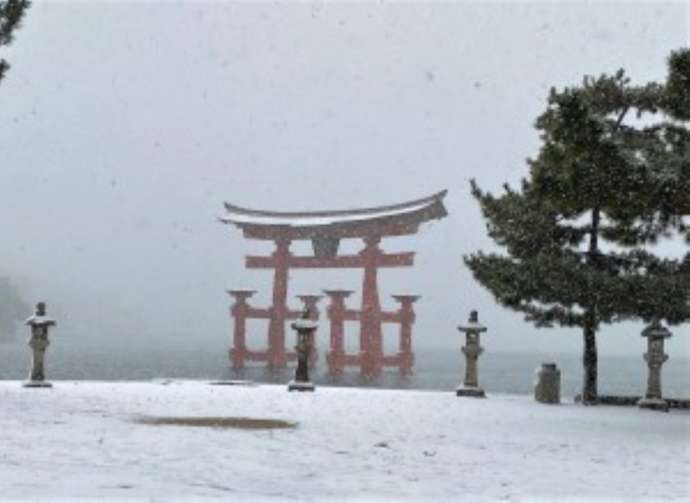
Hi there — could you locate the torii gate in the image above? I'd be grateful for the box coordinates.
[220,190,447,378]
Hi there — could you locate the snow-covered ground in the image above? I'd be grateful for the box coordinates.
[0,381,688,501]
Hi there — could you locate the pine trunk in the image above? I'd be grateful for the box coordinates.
[581,320,598,404]
[582,207,601,405]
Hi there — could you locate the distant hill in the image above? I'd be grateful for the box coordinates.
[0,276,29,341]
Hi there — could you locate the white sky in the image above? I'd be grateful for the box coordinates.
[0,0,688,359]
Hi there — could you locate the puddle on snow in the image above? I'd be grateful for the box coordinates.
[133,416,297,430]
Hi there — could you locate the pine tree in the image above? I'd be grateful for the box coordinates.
[0,0,30,84]
[465,49,690,404]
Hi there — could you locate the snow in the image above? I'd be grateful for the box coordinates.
[458,321,488,333]
[220,190,447,228]
[0,381,688,501]
[221,200,434,227]
[291,317,318,330]
[23,315,56,326]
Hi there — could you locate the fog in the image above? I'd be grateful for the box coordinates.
[0,1,688,364]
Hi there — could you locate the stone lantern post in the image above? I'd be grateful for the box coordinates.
[456,310,487,398]
[23,302,56,388]
[288,307,318,392]
[638,319,672,412]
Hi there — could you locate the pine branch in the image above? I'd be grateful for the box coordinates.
[0,0,30,45]
[0,0,30,84]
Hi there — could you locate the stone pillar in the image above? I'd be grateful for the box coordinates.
[534,363,561,404]
[456,310,487,398]
[462,344,481,387]
[288,307,318,392]
[638,319,672,412]
[296,294,322,364]
[23,302,56,388]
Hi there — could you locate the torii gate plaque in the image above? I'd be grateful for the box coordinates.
[220,190,447,378]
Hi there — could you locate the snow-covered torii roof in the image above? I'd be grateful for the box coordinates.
[220,190,448,241]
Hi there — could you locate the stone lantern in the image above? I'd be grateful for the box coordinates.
[456,310,487,398]
[288,307,318,392]
[638,319,672,412]
[23,302,56,388]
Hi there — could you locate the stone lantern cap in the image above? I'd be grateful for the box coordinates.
[457,310,487,334]
[292,308,318,331]
[24,315,56,326]
[293,318,318,331]
[641,319,672,339]
[24,302,55,326]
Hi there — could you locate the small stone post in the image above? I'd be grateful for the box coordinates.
[23,302,56,388]
[288,306,318,392]
[456,310,487,398]
[638,319,672,412]
[534,363,561,404]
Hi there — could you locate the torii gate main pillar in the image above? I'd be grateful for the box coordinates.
[360,236,383,377]
[267,238,291,368]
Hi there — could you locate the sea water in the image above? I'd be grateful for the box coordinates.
[1,340,687,397]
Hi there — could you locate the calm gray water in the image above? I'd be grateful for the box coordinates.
[1,341,688,397]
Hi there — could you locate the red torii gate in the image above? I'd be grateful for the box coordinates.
[220,190,447,378]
